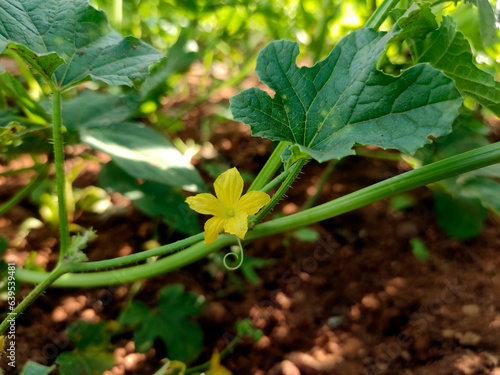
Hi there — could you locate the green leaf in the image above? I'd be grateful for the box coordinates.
[231,26,461,162]
[62,91,134,131]
[67,321,111,351]
[80,122,205,192]
[407,15,500,116]
[461,178,500,216]
[477,0,498,48]
[239,256,276,285]
[433,192,488,239]
[20,361,56,375]
[293,227,320,242]
[119,284,205,364]
[409,238,430,262]
[236,318,263,342]
[55,351,114,375]
[0,0,163,88]
[99,162,200,235]
[390,3,438,44]
[0,72,50,123]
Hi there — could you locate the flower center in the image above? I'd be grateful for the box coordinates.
[224,207,236,218]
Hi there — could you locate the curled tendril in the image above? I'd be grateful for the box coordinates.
[223,238,244,270]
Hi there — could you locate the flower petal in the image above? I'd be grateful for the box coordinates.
[236,191,271,215]
[214,168,243,207]
[223,212,248,239]
[186,193,224,216]
[204,217,225,244]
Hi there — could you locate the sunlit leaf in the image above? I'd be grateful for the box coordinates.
[0,0,163,88]
[80,122,205,192]
[407,15,500,116]
[231,13,461,162]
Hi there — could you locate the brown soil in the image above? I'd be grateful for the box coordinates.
[1,114,500,375]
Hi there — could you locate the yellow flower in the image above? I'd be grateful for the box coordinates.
[208,349,232,375]
[186,168,270,244]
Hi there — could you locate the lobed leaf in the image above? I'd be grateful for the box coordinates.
[0,0,163,88]
[119,284,205,364]
[231,18,462,162]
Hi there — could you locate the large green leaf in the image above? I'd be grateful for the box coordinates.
[407,15,500,116]
[0,0,162,88]
[230,20,462,162]
[99,162,200,235]
[119,284,205,364]
[80,122,205,192]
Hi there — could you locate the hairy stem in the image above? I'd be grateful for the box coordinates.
[248,141,289,192]
[50,88,71,261]
[0,265,68,334]
[251,158,309,226]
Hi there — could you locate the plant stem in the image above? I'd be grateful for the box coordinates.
[67,233,204,272]
[0,165,42,177]
[16,236,237,287]
[260,168,290,193]
[302,159,337,210]
[248,141,289,192]
[51,88,70,261]
[14,141,500,287]
[364,0,401,29]
[251,158,309,226]
[0,265,67,334]
[0,165,48,216]
[248,141,500,238]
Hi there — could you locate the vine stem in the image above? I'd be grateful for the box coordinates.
[13,141,500,288]
[251,158,309,227]
[50,87,71,261]
[0,264,68,334]
[0,165,48,216]
[364,0,401,29]
[248,141,289,192]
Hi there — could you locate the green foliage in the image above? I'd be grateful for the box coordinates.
[99,162,200,235]
[434,192,488,239]
[119,284,205,364]
[409,238,430,262]
[20,361,56,375]
[413,112,500,239]
[236,318,264,342]
[293,227,320,242]
[476,0,498,49]
[55,321,114,375]
[389,194,416,211]
[66,229,97,263]
[238,256,276,285]
[231,8,462,162]
[0,0,163,88]
[81,122,204,192]
[406,12,500,116]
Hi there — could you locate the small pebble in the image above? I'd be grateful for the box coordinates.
[459,331,481,347]
[462,304,480,316]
